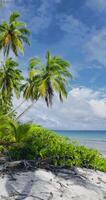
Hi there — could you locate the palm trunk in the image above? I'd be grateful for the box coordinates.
[6,100,26,117]
[16,100,37,120]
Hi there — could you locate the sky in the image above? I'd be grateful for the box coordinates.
[0,0,106,130]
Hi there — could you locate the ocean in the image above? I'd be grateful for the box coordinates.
[55,130,106,156]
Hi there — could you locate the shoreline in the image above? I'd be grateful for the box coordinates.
[56,130,106,157]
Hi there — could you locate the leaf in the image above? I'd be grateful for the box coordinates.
[14,21,27,27]
[5,57,18,67]
[28,58,42,69]
[14,87,20,99]
[0,22,8,31]
[29,69,41,79]
[19,28,30,35]
[15,39,24,54]
[14,29,21,37]
[39,80,47,97]
[20,35,30,45]
[46,50,51,61]
[11,42,18,56]
[9,11,20,23]
[24,84,32,99]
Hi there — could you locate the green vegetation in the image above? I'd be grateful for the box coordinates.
[0,11,72,118]
[0,118,106,172]
[0,11,105,174]
[17,51,72,119]
[0,11,30,116]
[0,11,30,57]
[0,58,23,115]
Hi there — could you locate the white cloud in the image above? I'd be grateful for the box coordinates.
[56,13,106,70]
[86,0,106,12]
[54,14,91,71]
[58,14,89,39]
[90,99,106,118]
[14,87,106,130]
[31,0,51,33]
[0,0,60,35]
[28,0,61,34]
[71,87,99,99]
[86,29,106,67]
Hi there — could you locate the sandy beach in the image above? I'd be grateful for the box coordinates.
[0,167,106,200]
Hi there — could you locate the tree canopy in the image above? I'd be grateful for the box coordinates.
[23,51,72,106]
[0,11,30,57]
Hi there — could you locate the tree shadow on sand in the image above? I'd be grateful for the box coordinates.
[1,166,105,200]
[4,171,37,200]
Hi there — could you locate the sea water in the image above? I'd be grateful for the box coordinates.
[55,130,106,156]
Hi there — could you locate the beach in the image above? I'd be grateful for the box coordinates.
[56,130,106,157]
[0,168,106,200]
[0,130,106,199]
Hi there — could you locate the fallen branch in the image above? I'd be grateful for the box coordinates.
[0,140,17,147]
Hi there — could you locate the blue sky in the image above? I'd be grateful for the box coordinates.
[0,0,106,129]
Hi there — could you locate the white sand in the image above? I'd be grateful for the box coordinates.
[0,168,106,200]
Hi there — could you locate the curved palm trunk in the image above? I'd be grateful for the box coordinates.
[16,100,37,120]
[6,99,26,117]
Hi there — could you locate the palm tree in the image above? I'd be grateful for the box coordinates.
[16,51,72,119]
[0,115,17,142]
[0,58,23,115]
[0,11,30,57]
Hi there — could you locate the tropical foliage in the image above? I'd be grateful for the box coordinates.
[0,115,16,142]
[24,51,72,105]
[0,11,30,57]
[0,11,105,174]
[0,58,23,115]
[0,120,106,172]
[16,51,72,119]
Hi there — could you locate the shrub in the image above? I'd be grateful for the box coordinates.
[0,116,16,142]
[8,123,106,172]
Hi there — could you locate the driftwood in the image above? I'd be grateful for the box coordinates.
[0,155,77,174]
[0,160,36,174]
[0,159,55,174]
[0,140,17,147]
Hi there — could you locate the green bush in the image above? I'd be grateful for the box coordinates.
[0,116,16,142]
[7,123,106,172]
[0,116,17,155]
[0,118,105,172]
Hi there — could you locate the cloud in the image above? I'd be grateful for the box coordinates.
[26,0,61,35]
[90,99,106,118]
[14,87,106,130]
[0,0,61,35]
[57,14,89,41]
[53,14,91,70]
[86,0,106,12]
[29,0,51,34]
[85,29,106,67]
[58,15,85,31]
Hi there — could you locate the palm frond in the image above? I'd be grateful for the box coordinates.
[19,28,30,35]
[0,11,30,56]
[20,35,30,45]
[28,57,42,69]
[13,21,27,27]
[9,11,20,23]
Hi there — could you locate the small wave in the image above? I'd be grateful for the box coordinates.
[68,138,106,143]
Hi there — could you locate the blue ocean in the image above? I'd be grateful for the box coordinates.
[55,130,106,156]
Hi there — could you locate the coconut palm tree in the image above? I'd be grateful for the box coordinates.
[16,51,72,119]
[0,11,30,57]
[0,58,23,115]
[0,115,17,141]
